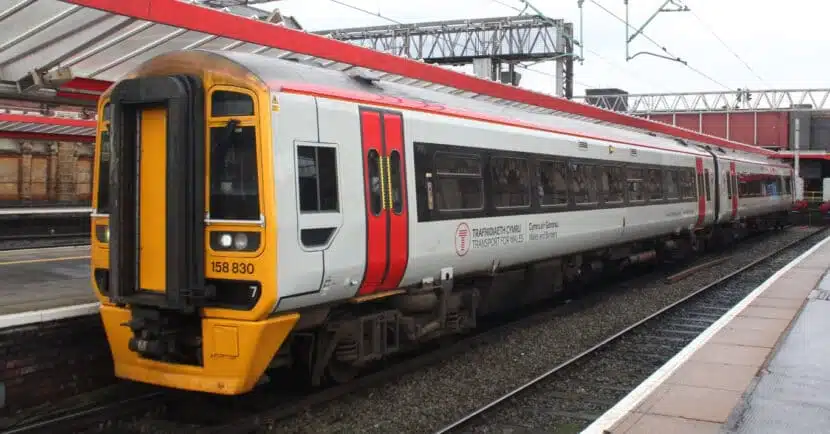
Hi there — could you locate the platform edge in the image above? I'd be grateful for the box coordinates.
[0,302,100,330]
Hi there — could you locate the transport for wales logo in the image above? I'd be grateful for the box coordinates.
[455,222,470,256]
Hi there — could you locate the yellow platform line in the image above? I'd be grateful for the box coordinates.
[0,256,90,266]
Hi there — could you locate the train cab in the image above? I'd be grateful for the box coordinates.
[90,51,298,394]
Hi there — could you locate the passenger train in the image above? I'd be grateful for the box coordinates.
[90,50,793,395]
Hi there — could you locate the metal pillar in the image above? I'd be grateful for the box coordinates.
[794,118,804,201]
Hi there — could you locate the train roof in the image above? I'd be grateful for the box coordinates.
[117,49,789,169]
[214,50,710,156]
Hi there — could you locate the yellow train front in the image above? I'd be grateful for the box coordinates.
[90,51,299,395]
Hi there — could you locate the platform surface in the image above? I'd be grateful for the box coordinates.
[725,280,830,434]
[0,245,93,316]
[585,233,830,434]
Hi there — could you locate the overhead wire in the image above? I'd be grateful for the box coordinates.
[689,8,768,87]
[490,0,666,91]
[327,0,403,24]
[587,0,732,91]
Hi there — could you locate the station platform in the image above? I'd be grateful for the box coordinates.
[0,245,96,329]
[586,233,830,434]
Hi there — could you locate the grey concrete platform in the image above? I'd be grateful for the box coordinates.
[0,245,93,316]
[723,276,830,434]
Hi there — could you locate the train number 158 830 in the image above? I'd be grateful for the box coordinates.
[210,261,255,275]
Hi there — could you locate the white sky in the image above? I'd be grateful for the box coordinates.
[255,0,827,98]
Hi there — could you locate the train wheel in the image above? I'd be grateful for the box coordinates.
[327,360,360,384]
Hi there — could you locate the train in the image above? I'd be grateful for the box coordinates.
[89,49,794,395]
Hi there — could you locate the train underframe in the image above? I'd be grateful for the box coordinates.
[268,210,791,387]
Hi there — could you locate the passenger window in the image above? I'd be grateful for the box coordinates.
[626,168,645,202]
[211,90,254,117]
[646,169,663,201]
[490,156,530,208]
[389,150,403,214]
[726,171,733,198]
[600,165,625,203]
[434,152,483,211]
[210,125,260,220]
[664,170,680,200]
[738,175,747,197]
[537,160,568,206]
[571,162,598,204]
[367,149,382,215]
[297,145,339,213]
[704,169,711,200]
[679,169,695,199]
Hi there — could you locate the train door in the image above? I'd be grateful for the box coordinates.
[708,157,720,224]
[704,166,714,223]
[729,161,738,219]
[695,158,706,228]
[358,108,410,295]
[138,107,168,292]
[107,75,205,307]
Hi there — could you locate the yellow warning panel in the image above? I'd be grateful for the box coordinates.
[139,107,167,292]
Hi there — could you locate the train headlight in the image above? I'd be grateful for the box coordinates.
[95,224,110,244]
[210,231,261,252]
[233,233,248,250]
[219,233,233,248]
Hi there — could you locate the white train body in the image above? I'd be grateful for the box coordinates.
[221,52,796,314]
[94,49,795,394]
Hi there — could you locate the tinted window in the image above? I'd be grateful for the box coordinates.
[211,91,254,117]
[704,169,711,200]
[537,160,568,206]
[664,170,680,199]
[434,152,483,211]
[626,168,645,202]
[491,156,530,208]
[298,145,339,213]
[390,150,403,214]
[571,163,598,204]
[209,125,259,220]
[646,169,663,201]
[367,149,382,215]
[96,129,111,213]
[601,165,625,203]
[726,171,733,198]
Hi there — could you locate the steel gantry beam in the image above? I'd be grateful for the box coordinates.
[574,88,830,114]
[316,15,575,98]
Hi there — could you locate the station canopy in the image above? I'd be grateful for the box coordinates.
[0,0,780,157]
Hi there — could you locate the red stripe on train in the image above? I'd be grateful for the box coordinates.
[358,111,388,295]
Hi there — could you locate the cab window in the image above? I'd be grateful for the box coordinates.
[208,89,260,221]
[96,102,111,213]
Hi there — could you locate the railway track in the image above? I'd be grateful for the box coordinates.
[0,208,91,250]
[0,233,90,250]
[433,227,828,434]
[2,228,820,434]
